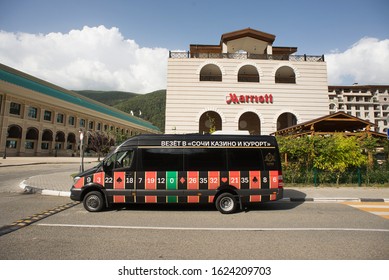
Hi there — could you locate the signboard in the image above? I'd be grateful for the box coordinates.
[161,140,273,147]
[226,93,273,105]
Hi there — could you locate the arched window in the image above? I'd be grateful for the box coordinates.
[238,112,261,135]
[42,130,53,141]
[26,127,39,140]
[277,113,297,130]
[67,133,76,151]
[199,111,222,134]
[25,127,39,151]
[275,66,296,84]
[54,131,65,153]
[55,131,66,143]
[67,133,76,144]
[238,65,259,83]
[41,130,53,151]
[8,125,22,139]
[6,125,22,150]
[199,64,222,81]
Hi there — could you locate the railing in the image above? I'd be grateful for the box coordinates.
[199,75,222,82]
[238,74,260,83]
[169,51,325,62]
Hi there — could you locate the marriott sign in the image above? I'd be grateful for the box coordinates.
[226,93,273,105]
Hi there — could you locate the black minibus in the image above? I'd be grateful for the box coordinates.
[70,134,283,214]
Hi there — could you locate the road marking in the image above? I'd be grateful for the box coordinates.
[343,202,389,219]
[0,202,80,236]
[36,223,389,233]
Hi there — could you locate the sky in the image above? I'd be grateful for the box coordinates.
[0,0,388,93]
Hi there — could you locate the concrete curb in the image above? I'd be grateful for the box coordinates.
[283,197,388,202]
[0,162,48,168]
[41,190,71,197]
[18,182,389,202]
[0,160,96,168]
[19,180,70,197]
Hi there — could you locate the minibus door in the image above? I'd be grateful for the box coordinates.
[103,149,136,203]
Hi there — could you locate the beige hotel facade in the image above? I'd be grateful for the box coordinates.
[165,28,329,135]
[0,63,160,157]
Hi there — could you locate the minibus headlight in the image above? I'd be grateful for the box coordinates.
[73,176,81,184]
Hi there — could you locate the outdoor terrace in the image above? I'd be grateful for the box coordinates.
[169,51,325,62]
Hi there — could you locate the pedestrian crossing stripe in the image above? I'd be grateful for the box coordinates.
[343,202,389,219]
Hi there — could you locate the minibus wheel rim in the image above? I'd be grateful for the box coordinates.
[87,195,100,209]
[220,197,234,212]
[216,193,236,214]
[83,191,104,212]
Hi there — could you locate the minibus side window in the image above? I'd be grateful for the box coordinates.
[104,149,135,171]
[138,148,183,171]
[114,150,135,170]
[104,153,116,171]
[184,148,226,171]
[227,148,263,170]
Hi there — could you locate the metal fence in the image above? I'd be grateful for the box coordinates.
[282,165,389,186]
[169,51,325,62]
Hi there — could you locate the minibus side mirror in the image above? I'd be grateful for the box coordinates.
[103,160,113,172]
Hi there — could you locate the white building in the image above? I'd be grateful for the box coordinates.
[165,28,329,135]
[329,85,389,133]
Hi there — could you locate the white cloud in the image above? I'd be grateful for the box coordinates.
[326,37,389,85]
[0,25,168,93]
[2,27,387,91]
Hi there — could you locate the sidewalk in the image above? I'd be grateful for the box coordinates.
[0,156,98,167]
[1,156,98,196]
[2,157,389,202]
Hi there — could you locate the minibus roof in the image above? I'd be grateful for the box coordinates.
[117,134,278,150]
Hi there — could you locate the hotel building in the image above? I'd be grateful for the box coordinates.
[0,63,160,157]
[165,28,329,135]
[329,85,389,133]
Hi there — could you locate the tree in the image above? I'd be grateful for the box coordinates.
[277,136,316,183]
[277,134,375,185]
[87,131,115,161]
[313,134,367,184]
[111,130,129,146]
[206,112,217,134]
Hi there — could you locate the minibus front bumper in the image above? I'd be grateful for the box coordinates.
[70,186,82,202]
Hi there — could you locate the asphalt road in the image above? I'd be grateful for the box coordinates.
[0,195,388,259]
[0,164,388,260]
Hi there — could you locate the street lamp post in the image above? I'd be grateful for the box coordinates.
[54,136,58,157]
[3,132,9,159]
[79,130,84,172]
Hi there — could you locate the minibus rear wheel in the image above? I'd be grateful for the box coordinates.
[83,191,104,212]
[215,192,237,214]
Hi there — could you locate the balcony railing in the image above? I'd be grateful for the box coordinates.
[169,51,325,62]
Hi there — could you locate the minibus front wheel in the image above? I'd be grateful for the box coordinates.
[215,192,237,214]
[83,191,105,212]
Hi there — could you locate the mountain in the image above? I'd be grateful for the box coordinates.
[75,89,166,132]
[75,90,139,106]
[114,90,166,132]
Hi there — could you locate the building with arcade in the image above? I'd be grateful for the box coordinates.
[165,28,329,135]
[0,63,160,157]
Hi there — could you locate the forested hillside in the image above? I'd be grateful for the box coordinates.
[75,89,166,132]
[75,90,139,106]
[114,90,166,132]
